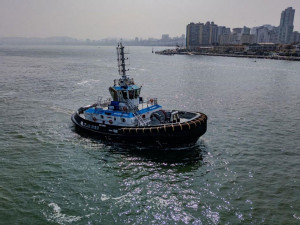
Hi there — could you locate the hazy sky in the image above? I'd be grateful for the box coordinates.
[1,0,299,39]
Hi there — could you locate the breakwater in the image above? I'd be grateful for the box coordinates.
[155,49,300,61]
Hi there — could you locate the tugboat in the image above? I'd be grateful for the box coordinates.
[71,43,207,146]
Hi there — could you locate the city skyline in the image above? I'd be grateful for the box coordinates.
[0,0,300,40]
[186,7,299,48]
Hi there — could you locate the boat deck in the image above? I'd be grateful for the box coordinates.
[78,108,201,127]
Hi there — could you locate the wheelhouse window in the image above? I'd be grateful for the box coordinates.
[129,90,134,99]
[109,87,118,101]
[122,90,128,99]
[135,88,141,97]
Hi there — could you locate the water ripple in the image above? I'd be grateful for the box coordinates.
[0,46,299,224]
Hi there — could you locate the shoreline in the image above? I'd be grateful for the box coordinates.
[155,50,300,61]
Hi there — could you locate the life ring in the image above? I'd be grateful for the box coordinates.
[123,106,127,111]
[109,120,113,124]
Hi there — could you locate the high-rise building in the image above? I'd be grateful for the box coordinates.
[232,28,243,34]
[278,7,295,44]
[240,34,256,44]
[230,33,241,45]
[291,31,300,43]
[242,26,250,35]
[201,22,211,45]
[217,26,231,43]
[257,26,270,43]
[269,27,279,43]
[186,23,203,49]
[186,22,219,48]
[251,25,279,44]
[219,34,231,45]
[210,22,219,45]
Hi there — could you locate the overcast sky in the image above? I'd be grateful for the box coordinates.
[0,0,299,39]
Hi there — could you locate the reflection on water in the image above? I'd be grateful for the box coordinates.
[72,124,206,164]
[108,142,205,164]
[73,130,205,164]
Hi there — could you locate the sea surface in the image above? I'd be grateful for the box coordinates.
[0,45,299,225]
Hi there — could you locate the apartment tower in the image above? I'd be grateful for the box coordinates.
[278,7,295,44]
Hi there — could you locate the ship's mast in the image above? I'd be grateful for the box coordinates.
[117,42,129,81]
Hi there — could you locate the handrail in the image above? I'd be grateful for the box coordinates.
[96,97,111,108]
[124,100,151,126]
[96,96,157,126]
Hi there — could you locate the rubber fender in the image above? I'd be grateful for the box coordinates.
[136,128,144,134]
[199,118,205,123]
[182,122,190,130]
[165,125,173,132]
[178,123,183,131]
[190,120,197,128]
[151,127,160,133]
[157,125,165,132]
[195,119,201,125]
[155,127,160,133]
[173,124,181,132]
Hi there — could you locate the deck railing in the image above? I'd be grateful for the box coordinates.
[96,96,158,111]
[140,98,158,108]
[96,97,111,108]
[113,78,135,86]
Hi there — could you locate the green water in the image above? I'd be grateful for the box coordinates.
[0,45,299,224]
